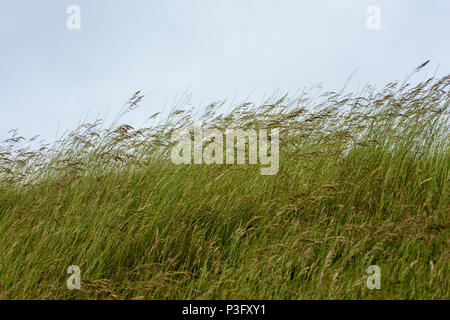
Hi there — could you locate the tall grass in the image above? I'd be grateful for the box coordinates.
[0,67,448,299]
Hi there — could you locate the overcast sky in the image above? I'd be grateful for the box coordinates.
[1,0,449,141]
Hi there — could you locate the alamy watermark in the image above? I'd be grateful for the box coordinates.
[65,5,381,32]
[65,5,381,31]
[67,5,81,30]
[366,265,381,290]
[366,5,381,30]
[66,265,81,290]
[170,123,279,175]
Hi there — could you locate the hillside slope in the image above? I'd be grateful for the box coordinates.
[0,73,448,299]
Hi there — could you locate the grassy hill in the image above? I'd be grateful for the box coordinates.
[0,71,448,299]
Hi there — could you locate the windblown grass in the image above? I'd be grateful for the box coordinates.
[0,66,448,299]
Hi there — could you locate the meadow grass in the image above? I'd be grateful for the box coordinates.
[0,68,448,299]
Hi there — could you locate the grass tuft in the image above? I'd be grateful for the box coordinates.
[0,68,448,299]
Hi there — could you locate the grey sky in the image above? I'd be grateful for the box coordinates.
[1,0,449,141]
